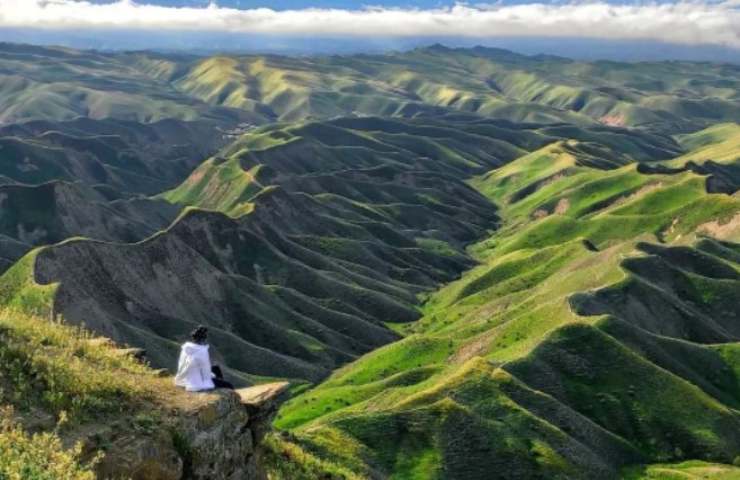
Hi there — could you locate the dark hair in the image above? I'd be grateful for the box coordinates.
[191,326,208,343]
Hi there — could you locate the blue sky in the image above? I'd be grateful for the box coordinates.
[91,1,491,8]
[93,0,656,8]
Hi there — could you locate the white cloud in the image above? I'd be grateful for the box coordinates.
[0,0,738,48]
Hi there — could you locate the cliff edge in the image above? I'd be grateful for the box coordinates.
[95,382,290,480]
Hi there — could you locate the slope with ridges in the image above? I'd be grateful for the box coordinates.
[0,117,231,195]
[161,116,540,218]
[275,136,740,478]
[0,181,179,274]
[3,116,681,387]
[7,117,523,384]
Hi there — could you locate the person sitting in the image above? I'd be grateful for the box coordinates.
[174,326,234,391]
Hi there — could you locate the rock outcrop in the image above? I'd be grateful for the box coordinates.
[94,382,290,480]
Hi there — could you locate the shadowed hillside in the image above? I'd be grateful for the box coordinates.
[0,117,233,194]
[0,181,179,274]
[0,116,241,274]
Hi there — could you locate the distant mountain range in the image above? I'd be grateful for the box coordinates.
[3,29,740,63]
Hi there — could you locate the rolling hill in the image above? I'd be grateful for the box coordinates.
[0,116,241,274]
[0,43,263,125]
[158,45,740,133]
[0,116,530,383]
[3,43,738,134]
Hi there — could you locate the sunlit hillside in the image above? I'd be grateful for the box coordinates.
[276,125,740,478]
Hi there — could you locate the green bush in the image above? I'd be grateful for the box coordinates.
[0,407,96,480]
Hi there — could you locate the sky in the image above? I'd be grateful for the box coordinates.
[81,0,727,8]
[102,1,464,6]
[82,1,548,7]
[0,1,738,60]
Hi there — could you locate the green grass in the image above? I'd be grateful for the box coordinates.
[275,336,453,430]
[161,157,263,217]
[0,306,201,480]
[0,408,95,480]
[275,137,740,478]
[0,250,56,314]
[0,308,164,420]
[262,432,365,480]
[672,123,740,165]
[623,461,740,479]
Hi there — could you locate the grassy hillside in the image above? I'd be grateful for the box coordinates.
[0,43,261,125]
[0,306,175,479]
[275,132,740,478]
[674,123,740,165]
[160,46,740,133]
[0,304,296,479]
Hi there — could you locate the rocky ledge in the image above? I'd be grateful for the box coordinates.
[94,382,290,480]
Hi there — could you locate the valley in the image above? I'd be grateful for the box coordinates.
[0,42,738,479]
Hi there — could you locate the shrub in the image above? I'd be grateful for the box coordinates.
[0,407,96,480]
[262,432,363,480]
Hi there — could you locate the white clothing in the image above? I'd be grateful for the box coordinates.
[174,342,215,392]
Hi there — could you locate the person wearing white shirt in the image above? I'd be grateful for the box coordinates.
[174,326,234,392]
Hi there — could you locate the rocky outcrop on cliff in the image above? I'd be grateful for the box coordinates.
[94,382,289,480]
